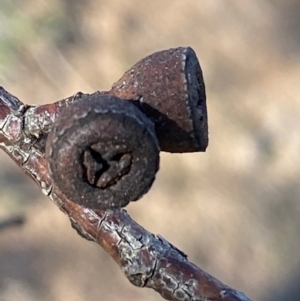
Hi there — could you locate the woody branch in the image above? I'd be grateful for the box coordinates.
[0,86,253,301]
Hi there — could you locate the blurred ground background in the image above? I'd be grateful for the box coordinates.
[0,1,300,300]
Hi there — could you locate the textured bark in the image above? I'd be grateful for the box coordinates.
[0,86,254,301]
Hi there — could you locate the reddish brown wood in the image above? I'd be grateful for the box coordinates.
[110,47,208,153]
[45,93,159,210]
[0,85,253,301]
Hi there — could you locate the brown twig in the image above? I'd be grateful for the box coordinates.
[0,85,254,301]
[0,44,253,301]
